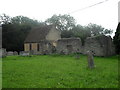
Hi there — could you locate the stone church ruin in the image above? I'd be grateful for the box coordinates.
[56,38,82,54]
[24,25,115,56]
[83,35,115,56]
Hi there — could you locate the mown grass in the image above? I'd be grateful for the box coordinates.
[2,54,118,88]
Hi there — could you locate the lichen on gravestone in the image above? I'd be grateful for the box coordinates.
[86,50,95,69]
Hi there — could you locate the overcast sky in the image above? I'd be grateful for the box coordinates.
[0,0,119,36]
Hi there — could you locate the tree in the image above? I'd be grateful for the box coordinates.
[86,23,113,36]
[113,23,120,54]
[70,24,91,45]
[68,24,113,45]
[2,23,30,51]
[11,16,45,27]
[61,30,74,38]
[0,14,11,24]
[45,14,76,31]
[1,14,44,51]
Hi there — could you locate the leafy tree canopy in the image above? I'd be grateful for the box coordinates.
[86,23,113,36]
[45,14,76,31]
[1,14,44,51]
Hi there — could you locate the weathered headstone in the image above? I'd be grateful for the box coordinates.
[2,48,7,57]
[7,51,13,56]
[0,49,5,58]
[87,51,95,69]
[20,51,30,56]
[13,51,18,55]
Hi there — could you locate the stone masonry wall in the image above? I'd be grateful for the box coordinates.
[56,38,82,54]
[56,35,115,56]
[83,35,115,56]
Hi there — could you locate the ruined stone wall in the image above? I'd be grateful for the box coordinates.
[83,35,115,56]
[56,35,115,56]
[24,35,115,56]
[38,41,53,54]
[56,38,82,54]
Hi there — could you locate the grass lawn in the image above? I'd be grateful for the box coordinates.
[2,54,118,88]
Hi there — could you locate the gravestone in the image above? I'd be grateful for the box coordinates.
[87,51,95,69]
[20,51,30,56]
[2,48,7,57]
[7,51,14,56]
[13,51,18,55]
[0,48,7,58]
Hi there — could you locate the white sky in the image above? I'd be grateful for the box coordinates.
[0,0,119,37]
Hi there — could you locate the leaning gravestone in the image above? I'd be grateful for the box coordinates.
[86,51,95,69]
[7,51,14,56]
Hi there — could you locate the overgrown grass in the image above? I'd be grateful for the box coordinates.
[2,54,118,88]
